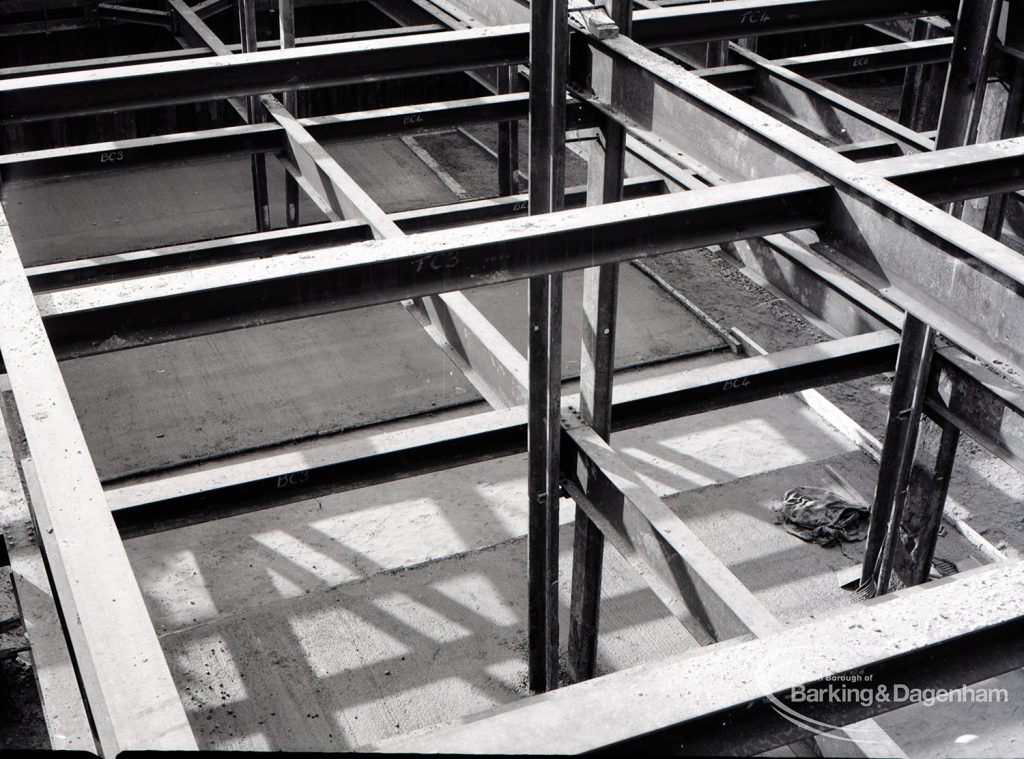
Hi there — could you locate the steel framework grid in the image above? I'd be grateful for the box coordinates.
[0,0,1023,755]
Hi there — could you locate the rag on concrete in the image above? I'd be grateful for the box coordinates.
[775,486,870,547]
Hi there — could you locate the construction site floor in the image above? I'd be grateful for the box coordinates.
[1,124,1021,756]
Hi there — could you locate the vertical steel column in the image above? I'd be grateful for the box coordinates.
[279,0,299,227]
[527,0,568,694]
[497,66,521,196]
[900,415,961,584]
[862,0,998,595]
[982,0,1024,238]
[935,0,1001,152]
[898,17,949,131]
[706,40,730,67]
[239,0,271,232]
[566,0,630,685]
[861,316,936,594]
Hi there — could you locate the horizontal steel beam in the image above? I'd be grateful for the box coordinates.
[96,3,170,27]
[371,559,1024,753]
[33,174,830,356]
[0,0,954,121]
[699,36,954,92]
[0,25,446,80]
[629,0,955,48]
[0,17,92,37]
[585,34,1024,376]
[105,331,897,532]
[0,78,858,184]
[0,26,528,122]
[24,176,666,289]
[23,137,1024,361]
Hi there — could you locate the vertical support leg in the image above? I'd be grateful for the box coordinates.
[982,0,1024,238]
[899,415,960,585]
[934,0,1001,152]
[566,0,630,685]
[898,17,949,131]
[706,40,730,67]
[862,0,996,596]
[527,0,568,694]
[279,0,299,227]
[497,65,520,197]
[239,0,271,232]
[861,315,935,595]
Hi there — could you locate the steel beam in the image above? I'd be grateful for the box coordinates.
[861,316,936,594]
[628,0,956,47]
[862,0,1001,595]
[280,0,300,227]
[0,202,196,754]
[96,3,171,27]
[24,136,1024,361]
[561,422,780,645]
[935,0,1001,151]
[31,174,829,358]
[582,34,1024,376]
[567,0,630,681]
[982,0,1024,237]
[927,347,1024,473]
[0,409,95,752]
[372,559,1024,754]
[0,0,955,122]
[0,94,588,185]
[0,25,447,80]
[738,45,934,153]
[0,26,529,122]
[238,0,272,232]
[104,331,898,530]
[525,0,568,694]
[899,16,951,130]
[22,176,666,290]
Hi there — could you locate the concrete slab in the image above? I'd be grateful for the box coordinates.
[60,304,477,481]
[159,524,697,751]
[59,264,723,481]
[468,263,725,377]
[2,136,460,266]
[661,450,986,625]
[124,393,861,748]
[125,394,855,633]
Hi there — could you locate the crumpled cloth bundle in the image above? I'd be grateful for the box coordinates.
[775,486,870,547]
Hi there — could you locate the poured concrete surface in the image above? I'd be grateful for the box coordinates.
[663,451,985,619]
[125,393,879,750]
[467,263,724,377]
[61,304,475,481]
[25,129,721,481]
[122,386,1016,754]
[7,121,1019,755]
[60,265,721,481]
[2,136,459,265]
[157,525,698,750]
